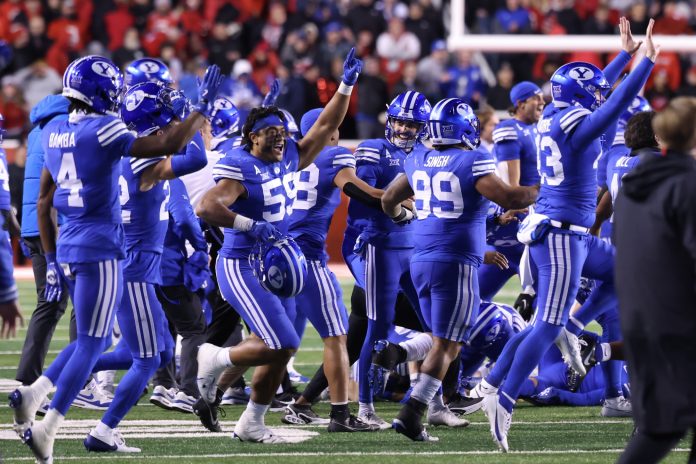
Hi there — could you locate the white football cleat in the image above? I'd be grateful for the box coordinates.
[84,427,141,452]
[9,386,44,435]
[357,411,391,430]
[196,343,227,403]
[555,328,586,376]
[232,411,286,444]
[482,394,512,453]
[22,421,54,464]
[427,406,470,428]
[601,396,632,417]
[469,378,498,399]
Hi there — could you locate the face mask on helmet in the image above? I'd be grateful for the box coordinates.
[385,91,432,150]
[250,236,308,297]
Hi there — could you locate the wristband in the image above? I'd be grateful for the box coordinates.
[233,214,254,232]
[337,82,353,96]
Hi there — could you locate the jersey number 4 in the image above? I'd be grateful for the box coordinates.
[412,170,464,218]
[57,152,84,207]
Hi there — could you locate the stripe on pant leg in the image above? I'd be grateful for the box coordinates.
[454,264,475,341]
[98,260,118,338]
[309,262,334,337]
[445,263,464,340]
[221,258,272,346]
[366,244,376,321]
[232,260,283,349]
[544,233,572,325]
[321,265,346,335]
[127,282,147,358]
[138,282,158,358]
[88,261,106,336]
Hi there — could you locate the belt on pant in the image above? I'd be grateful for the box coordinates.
[549,219,590,233]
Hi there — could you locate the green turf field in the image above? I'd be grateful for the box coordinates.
[0,279,690,463]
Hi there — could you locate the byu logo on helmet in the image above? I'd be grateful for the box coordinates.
[92,61,117,78]
[139,61,160,73]
[268,265,284,289]
[251,235,308,297]
[568,66,594,81]
[125,90,146,111]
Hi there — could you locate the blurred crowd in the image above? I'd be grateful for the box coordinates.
[2,0,696,223]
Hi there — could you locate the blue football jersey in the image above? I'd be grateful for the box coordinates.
[288,145,355,260]
[211,135,243,155]
[119,157,170,253]
[492,119,541,186]
[213,139,300,259]
[485,203,523,248]
[607,150,641,220]
[42,113,135,263]
[350,138,417,249]
[404,146,495,265]
[0,148,10,210]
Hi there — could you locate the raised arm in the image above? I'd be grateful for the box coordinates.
[297,49,362,169]
[140,132,207,188]
[130,66,223,159]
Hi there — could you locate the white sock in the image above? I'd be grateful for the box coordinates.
[411,373,441,404]
[428,392,446,412]
[358,402,374,417]
[400,333,433,361]
[32,376,53,400]
[480,378,498,392]
[215,347,233,369]
[409,373,420,389]
[43,409,65,436]
[245,400,269,423]
[287,355,296,371]
[94,421,113,442]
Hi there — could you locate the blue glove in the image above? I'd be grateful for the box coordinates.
[576,278,595,305]
[20,240,32,259]
[183,250,211,292]
[44,252,64,303]
[167,89,190,119]
[341,48,363,86]
[262,79,280,107]
[194,65,223,117]
[248,221,279,242]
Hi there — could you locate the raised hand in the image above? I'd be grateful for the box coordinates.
[262,79,281,107]
[644,18,660,62]
[619,16,642,55]
[249,220,279,242]
[195,65,224,117]
[44,252,64,303]
[341,47,363,86]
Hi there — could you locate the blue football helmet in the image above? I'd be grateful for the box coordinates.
[210,97,241,138]
[120,82,178,136]
[619,95,652,129]
[280,109,299,140]
[62,56,124,115]
[250,235,308,297]
[550,62,610,111]
[467,306,514,360]
[428,98,480,149]
[385,90,431,150]
[125,58,173,87]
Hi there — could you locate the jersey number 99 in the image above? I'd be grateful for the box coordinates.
[411,170,464,219]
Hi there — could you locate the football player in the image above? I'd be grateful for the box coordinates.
[194,48,362,443]
[9,56,222,463]
[350,90,431,429]
[0,113,22,338]
[382,98,538,441]
[477,18,657,452]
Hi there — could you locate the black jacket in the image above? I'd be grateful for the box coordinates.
[614,148,696,433]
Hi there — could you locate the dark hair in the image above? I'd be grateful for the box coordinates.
[67,97,96,114]
[241,105,287,149]
[625,111,657,150]
[476,104,496,128]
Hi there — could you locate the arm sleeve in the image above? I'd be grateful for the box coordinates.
[572,57,655,147]
[602,50,632,86]
[167,178,207,251]
[343,181,383,210]
[170,132,207,177]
